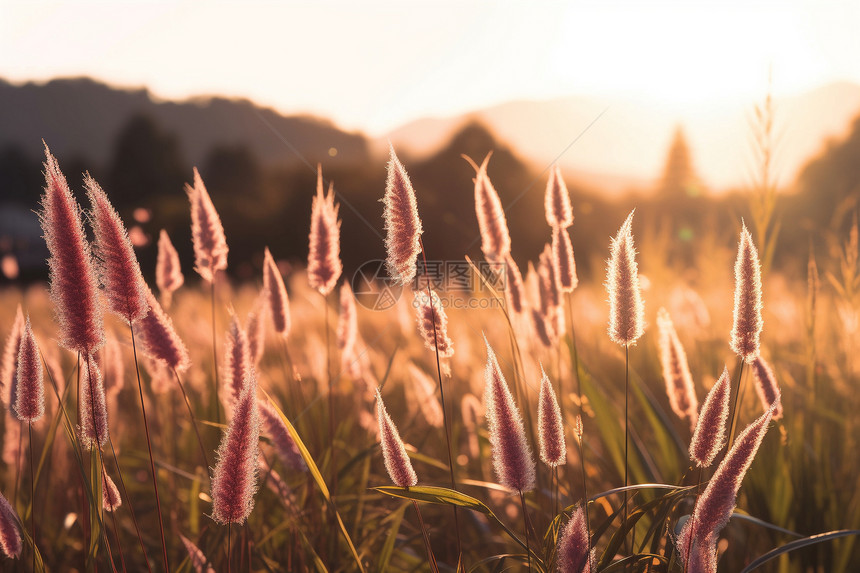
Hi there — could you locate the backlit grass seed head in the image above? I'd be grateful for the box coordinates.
[263,247,291,337]
[86,175,149,323]
[223,313,250,409]
[656,308,698,430]
[382,146,423,286]
[690,366,732,468]
[308,165,343,295]
[484,339,535,492]
[245,290,268,366]
[135,286,191,373]
[678,399,778,571]
[532,307,556,348]
[211,369,260,525]
[78,355,109,449]
[0,491,21,559]
[606,210,644,346]
[100,336,125,393]
[337,282,358,361]
[751,356,783,420]
[1,305,24,409]
[545,164,574,229]
[730,224,763,362]
[180,534,215,573]
[14,317,44,423]
[538,366,565,467]
[156,229,184,307]
[557,505,593,573]
[467,153,511,262]
[503,254,526,314]
[102,472,122,512]
[187,167,228,283]
[376,389,418,488]
[538,243,561,312]
[408,362,444,429]
[258,399,307,472]
[413,290,454,358]
[40,145,105,353]
[553,226,578,293]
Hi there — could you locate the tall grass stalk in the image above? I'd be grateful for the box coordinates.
[419,238,462,558]
[28,421,35,572]
[171,367,210,470]
[518,489,531,571]
[726,358,746,453]
[412,500,439,573]
[211,281,220,425]
[624,343,630,552]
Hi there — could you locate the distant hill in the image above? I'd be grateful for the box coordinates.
[0,77,371,169]
[382,82,860,192]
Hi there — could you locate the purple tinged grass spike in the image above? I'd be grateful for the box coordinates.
[186,167,228,283]
[730,223,763,362]
[545,165,574,229]
[222,313,250,410]
[531,307,556,348]
[263,247,291,337]
[39,145,105,354]
[245,289,268,366]
[537,365,565,467]
[656,308,698,430]
[376,389,418,488]
[467,153,511,262]
[337,282,358,361]
[606,210,644,346]
[539,243,562,312]
[180,534,215,573]
[308,166,343,296]
[14,317,44,422]
[556,505,593,573]
[78,354,109,450]
[382,145,423,286]
[156,229,184,308]
[678,398,779,572]
[258,399,307,472]
[503,254,526,314]
[102,472,122,512]
[484,338,535,492]
[1,305,24,409]
[85,175,149,323]
[0,491,21,559]
[134,286,191,373]
[750,356,783,420]
[211,369,260,524]
[413,290,454,358]
[690,367,732,468]
[552,226,578,293]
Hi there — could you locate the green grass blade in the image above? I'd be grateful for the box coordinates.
[739,530,860,573]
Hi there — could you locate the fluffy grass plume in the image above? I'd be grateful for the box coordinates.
[413,289,454,358]
[337,282,358,361]
[557,505,593,573]
[531,307,556,348]
[86,175,149,323]
[39,145,104,353]
[258,399,307,472]
[376,389,418,488]
[690,367,732,468]
[552,225,578,293]
[606,210,644,346]
[750,356,784,420]
[467,153,511,262]
[503,253,526,314]
[382,145,423,286]
[537,366,565,467]
[186,167,228,283]
[78,355,109,449]
[407,362,444,429]
[180,534,215,573]
[14,317,44,423]
[211,369,260,525]
[730,223,763,362]
[263,247,291,337]
[1,305,24,408]
[544,164,573,229]
[308,166,343,296]
[678,399,779,572]
[156,229,184,307]
[539,243,562,312]
[0,491,21,559]
[484,339,535,492]
[656,307,698,430]
[222,313,251,409]
[245,289,268,366]
[135,286,191,373]
[102,473,122,512]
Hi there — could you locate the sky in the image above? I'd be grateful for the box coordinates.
[2,0,860,135]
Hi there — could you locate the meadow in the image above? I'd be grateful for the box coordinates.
[0,143,858,573]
